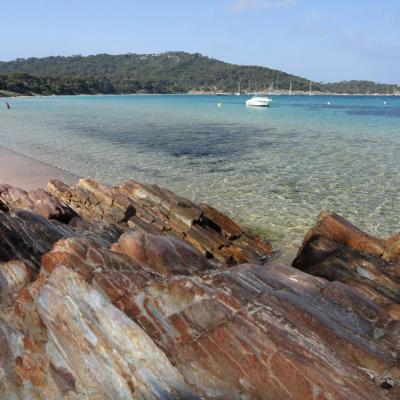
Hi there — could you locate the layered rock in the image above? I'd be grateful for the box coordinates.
[41,236,400,399]
[48,178,273,264]
[0,210,75,269]
[112,231,215,276]
[0,266,199,399]
[0,209,121,270]
[0,178,399,399]
[0,184,75,222]
[293,211,400,303]
[0,261,33,300]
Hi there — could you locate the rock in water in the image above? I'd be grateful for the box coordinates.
[293,211,400,303]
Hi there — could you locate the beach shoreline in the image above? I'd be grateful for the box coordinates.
[0,145,78,190]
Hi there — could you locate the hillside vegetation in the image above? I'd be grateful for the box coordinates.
[0,52,397,95]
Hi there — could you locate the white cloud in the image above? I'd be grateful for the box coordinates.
[231,0,296,12]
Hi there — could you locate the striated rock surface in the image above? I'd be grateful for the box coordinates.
[40,237,399,399]
[293,211,400,303]
[48,178,273,265]
[0,185,75,222]
[0,179,400,399]
[0,210,75,269]
[112,231,215,276]
[0,266,198,399]
[0,209,121,270]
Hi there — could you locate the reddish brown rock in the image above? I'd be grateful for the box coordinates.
[41,236,399,399]
[199,202,244,238]
[384,233,400,262]
[113,231,215,276]
[293,211,400,303]
[2,178,400,399]
[48,178,136,224]
[0,210,76,268]
[0,209,121,270]
[118,180,203,228]
[0,265,199,399]
[0,184,74,222]
[0,261,34,310]
[48,177,273,265]
[117,179,272,264]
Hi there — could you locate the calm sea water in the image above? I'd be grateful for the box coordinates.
[1,94,399,258]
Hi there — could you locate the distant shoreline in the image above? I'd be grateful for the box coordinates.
[4,91,400,99]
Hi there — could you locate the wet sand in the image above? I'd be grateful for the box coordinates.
[0,145,78,190]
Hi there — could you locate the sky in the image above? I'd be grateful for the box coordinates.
[1,0,399,83]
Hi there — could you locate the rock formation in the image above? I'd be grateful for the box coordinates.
[0,179,399,399]
[293,211,400,304]
[47,178,273,264]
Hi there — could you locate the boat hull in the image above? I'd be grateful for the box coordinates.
[245,97,272,107]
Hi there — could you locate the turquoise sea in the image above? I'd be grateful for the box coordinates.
[1,94,399,258]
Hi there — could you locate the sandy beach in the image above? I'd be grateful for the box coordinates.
[0,145,78,190]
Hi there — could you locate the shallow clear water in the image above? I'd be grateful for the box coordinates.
[1,94,399,258]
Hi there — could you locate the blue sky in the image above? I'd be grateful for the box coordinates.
[2,0,399,83]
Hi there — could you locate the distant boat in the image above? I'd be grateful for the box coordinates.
[216,92,230,96]
[246,96,272,107]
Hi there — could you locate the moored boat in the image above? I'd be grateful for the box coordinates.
[245,96,272,107]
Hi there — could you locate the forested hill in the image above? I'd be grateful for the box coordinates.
[0,52,397,95]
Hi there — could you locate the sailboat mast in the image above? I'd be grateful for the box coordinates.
[309,81,312,95]
[236,79,241,95]
[289,81,292,96]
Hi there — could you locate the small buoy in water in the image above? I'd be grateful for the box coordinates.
[383,101,387,105]
[217,102,222,108]
[327,101,331,106]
